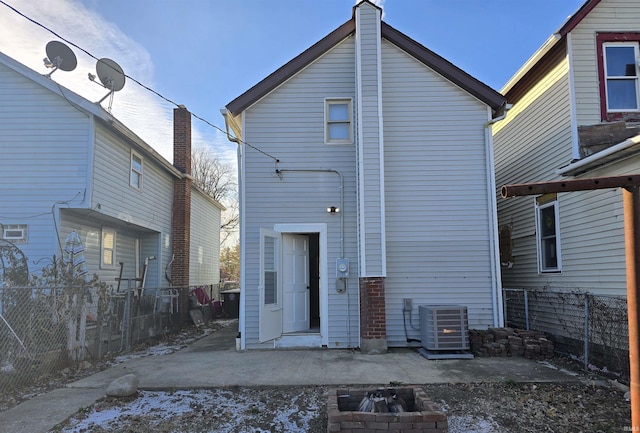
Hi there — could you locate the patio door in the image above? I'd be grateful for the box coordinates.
[282,234,310,333]
[259,229,282,342]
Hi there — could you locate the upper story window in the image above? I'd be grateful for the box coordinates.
[130,151,143,190]
[325,99,353,144]
[597,33,640,122]
[535,194,561,273]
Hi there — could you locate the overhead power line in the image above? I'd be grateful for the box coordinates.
[0,0,279,161]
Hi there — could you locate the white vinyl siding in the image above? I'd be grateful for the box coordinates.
[494,0,640,297]
[92,124,174,233]
[381,40,496,346]
[356,3,385,277]
[494,51,573,292]
[242,37,359,348]
[190,188,222,286]
[0,61,91,266]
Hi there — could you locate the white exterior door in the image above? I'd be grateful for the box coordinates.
[282,234,310,333]
[259,229,282,342]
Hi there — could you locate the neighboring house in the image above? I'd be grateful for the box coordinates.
[0,50,224,298]
[222,1,507,352]
[494,0,640,298]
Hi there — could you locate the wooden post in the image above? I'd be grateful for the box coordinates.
[501,174,640,429]
[624,186,640,428]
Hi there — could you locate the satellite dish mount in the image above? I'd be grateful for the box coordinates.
[88,58,126,112]
[43,41,77,78]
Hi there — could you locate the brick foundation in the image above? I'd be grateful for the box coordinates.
[327,386,447,432]
[359,277,387,354]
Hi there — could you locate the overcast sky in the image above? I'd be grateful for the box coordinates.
[0,0,585,164]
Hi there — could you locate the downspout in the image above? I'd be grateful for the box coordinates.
[221,109,245,350]
[485,104,512,327]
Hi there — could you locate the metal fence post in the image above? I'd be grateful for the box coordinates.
[524,289,529,331]
[584,294,589,368]
[502,289,508,325]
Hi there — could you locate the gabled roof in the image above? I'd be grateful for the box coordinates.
[501,0,600,96]
[226,8,506,116]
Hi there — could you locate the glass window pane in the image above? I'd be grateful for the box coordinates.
[328,103,349,121]
[607,79,638,110]
[329,123,349,140]
[103,250,113,266]
[606,46,637,77]
[103,232,114,249]
[264,272,276,304]
[264,237,277,305]
[132,155,142,172]
[542,239,557,269]
[539,206,556,237]
[131,172,141,188]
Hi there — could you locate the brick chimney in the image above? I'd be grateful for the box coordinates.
[172,105,191,322]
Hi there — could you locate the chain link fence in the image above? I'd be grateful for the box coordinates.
[503,288,629,378]
[0,282,226,393]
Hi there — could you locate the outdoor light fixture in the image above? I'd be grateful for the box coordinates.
[327,206,340,214]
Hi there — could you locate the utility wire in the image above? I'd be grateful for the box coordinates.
[0,0,279,161]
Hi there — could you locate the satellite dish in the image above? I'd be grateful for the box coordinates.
[95,58,126,92]
[43,41,77,77]
[88,58,126,111]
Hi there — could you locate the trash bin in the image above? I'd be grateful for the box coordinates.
[221,289,240,318]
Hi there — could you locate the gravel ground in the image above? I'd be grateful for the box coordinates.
[1,320,632,432]
[50,381,630,433]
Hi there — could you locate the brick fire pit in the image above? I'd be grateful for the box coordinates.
[327,386,448,432]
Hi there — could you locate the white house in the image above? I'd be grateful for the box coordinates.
[493,0,640,371]
[222,1,507,352]
[0,50,224,301]
[494,0,640,297]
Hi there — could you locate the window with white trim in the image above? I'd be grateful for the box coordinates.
[325,99,353,144]
[101,228,116,268]
[597,33,640,122]
[1,224,27,244]
[130,151,143,189]
[535,195,561,273]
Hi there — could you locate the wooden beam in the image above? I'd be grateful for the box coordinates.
[501,174,640,198]
[501,174,640,430]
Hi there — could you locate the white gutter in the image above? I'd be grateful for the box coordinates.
[221,108,245,350]
[501,33,562,95]
[556,134,640,176]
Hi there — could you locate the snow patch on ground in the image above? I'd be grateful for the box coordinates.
[448,414,502,433]
[60,388,322,433]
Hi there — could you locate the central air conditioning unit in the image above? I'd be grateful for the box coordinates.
[419,305,470,351]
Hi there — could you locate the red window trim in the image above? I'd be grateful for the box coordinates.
[596,32,640,122]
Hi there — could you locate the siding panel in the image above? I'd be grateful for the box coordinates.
[382,40,496,346]
[243,38,359,348]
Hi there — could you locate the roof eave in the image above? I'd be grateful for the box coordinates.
[500,0,601,95]
[556,134,640,177]
[381,23,506,112]
[226,19,356,116]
